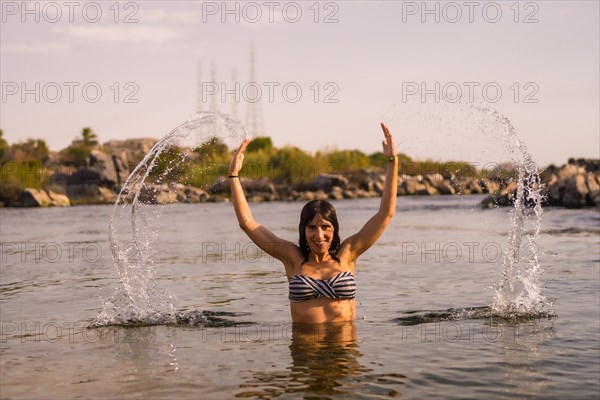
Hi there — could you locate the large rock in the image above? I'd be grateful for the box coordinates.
[401,177,428,195]
[424,174,444,186]
[132,183,211,204]
[543,174,563,206]
[328,186,345,200]
[480,181,518,208]
[467,180,484,194]
[102,138,158,169]
[96,187,116,203]
[479,179,500,194]
[300,174,349,192]
[557,164,581,181]
[243,178,277,195]
[562,175,589,208]
[423,181,439,195]
[137,184,178,204]
[19,188,71,207]
[47,190,70,207]
[297,190,329,202]
[88,149,129,189]
[208,177,230,194]
[208,177,275,196]
[585,172,600,206]
[435,180,456,195]
[175,184,209,203]
[20,188,52,207]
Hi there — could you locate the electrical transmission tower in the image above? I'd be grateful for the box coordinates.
[231,68,238,118]
[245,43,265,136]
[209,61,217,113]
[196,44,266,135]
[196,62,202,113]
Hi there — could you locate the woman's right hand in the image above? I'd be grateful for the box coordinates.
[229,138,250,176]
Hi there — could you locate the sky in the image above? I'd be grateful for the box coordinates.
[1,0,599,167]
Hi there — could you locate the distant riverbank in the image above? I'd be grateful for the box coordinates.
[2,138,598,209]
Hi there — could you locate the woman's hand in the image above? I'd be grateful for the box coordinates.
[380,123,396,158]
[229,138,250,176]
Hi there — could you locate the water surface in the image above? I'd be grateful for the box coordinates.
[1,196,599,399]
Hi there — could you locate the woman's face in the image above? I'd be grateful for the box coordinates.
[305,214,334,256]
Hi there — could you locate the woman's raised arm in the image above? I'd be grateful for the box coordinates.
[228,139,301,267]
[341,123,398,261]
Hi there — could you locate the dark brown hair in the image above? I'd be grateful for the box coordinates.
[298,200,341,263]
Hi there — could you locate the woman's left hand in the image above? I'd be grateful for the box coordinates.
[380,122,396,158]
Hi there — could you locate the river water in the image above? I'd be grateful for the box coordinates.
[1,195,598,399]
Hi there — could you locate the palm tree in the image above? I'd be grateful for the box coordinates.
[81,127,99,147]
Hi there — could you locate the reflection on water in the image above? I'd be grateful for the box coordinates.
[93,325,181,395]
[495,319,556,398]
[237,322,374,398]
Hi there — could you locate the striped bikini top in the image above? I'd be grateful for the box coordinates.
[288,271,356,303]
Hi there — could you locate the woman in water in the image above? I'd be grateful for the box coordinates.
[228,123,398,323]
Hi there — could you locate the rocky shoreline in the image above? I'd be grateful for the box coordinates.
[480,160,600,209]
[5,139,599,209]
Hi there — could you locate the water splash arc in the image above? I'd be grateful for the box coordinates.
[474,106,554,318]
[94,112,248,326]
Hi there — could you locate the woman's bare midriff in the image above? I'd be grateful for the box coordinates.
[290,298,356,323]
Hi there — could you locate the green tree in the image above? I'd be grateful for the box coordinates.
[151,146,188,182]
[60,127,100,167]
[193,137,228,159]
[0,129,7,163]
[247,136,273,152]
[80,127,99,147]
[266,146,314,182]
[9,138,50,164]
[325,149,370,173]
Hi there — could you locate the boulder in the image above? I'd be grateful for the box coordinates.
[355,189,376,198]
[557,164,580,181]
[401,178,428,195]
[301,174,349,192]
[543,175,563,206]
[20,188,52,207]
[47,190,70,207]
[102,138,158,169]
[208,177,229,194]
[423,181,439,195]
[174,184,209,203]
[328,186,345,200]
[97,187,118,204]
[137,184,177,204]
[585,172,600,206]
[297,191,316,202]
[314,190,329,200]
[19,188,72,207]
[342,190,357,199]
[435,180,456,195]
[243,178,276,195]
[479,179,500,194]
[450,177,469,195]
[480,181,518,208]
[424,173,444,186]
[468,180,484,194]
[562,175,589,208]
[88,149,129,189]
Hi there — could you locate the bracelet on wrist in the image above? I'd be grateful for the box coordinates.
[386,155,396,162]
[228,175,239,178]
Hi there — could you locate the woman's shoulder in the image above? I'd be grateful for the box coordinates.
[337,241,356,261]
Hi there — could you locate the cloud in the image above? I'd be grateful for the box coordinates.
[1,41,68,55]
[57,24,184,45]
[141,9,200,24]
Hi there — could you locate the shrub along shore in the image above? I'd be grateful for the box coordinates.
[1,132,598,209]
